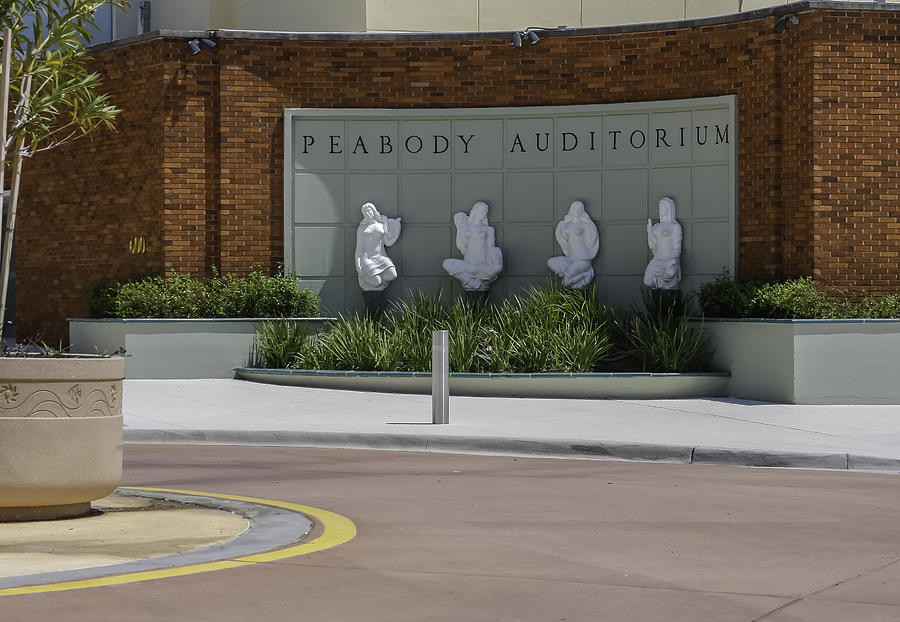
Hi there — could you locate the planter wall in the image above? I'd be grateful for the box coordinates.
[700,319,900,404]
[68,318,334,379]
[234,368,730,400]
[0,356,124,521]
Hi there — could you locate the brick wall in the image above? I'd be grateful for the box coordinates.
[15,6,900,341]
[17,42,167,340]
[811,10,900,290]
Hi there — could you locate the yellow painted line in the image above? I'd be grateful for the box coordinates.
[0,487,356,597]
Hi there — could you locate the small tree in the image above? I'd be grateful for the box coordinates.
[0,0,126,338]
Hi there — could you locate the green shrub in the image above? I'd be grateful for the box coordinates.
[856,294,900,319]
[221,270,319,318]
[696,273,759,318]
[90,270,320,319]
[87,279,124,318]
[752,278,849,319]
[698,273,898,319]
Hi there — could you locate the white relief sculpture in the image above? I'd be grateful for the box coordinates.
[547,200,599,289]
[643,196,683,290]
[355,202,401,291]
[443,201,503,291]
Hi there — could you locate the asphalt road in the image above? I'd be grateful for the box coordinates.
[4,445,900,621]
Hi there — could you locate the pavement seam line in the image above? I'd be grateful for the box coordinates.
[616,400,843,437]
[751,557,900,621]
[0,487,357,598]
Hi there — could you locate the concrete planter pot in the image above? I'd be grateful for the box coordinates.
[69,318,334,379]
[699,319,900,404]
[0,356,124,521]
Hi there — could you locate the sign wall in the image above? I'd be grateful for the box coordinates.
[285,97,736,313]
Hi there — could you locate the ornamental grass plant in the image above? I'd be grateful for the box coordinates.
[623,288,709,373]
[250,283,710,373]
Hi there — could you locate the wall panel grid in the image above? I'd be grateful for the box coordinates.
[285,97,736,315]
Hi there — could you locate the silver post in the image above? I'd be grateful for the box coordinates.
[432,330,449,424]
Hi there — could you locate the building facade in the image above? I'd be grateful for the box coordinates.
[16,1,900,340]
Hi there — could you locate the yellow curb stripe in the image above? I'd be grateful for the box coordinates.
[0,487,356,597]
[0,561,247,597]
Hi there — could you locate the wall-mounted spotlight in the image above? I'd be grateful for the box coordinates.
[510,26,558,47]
[773,15,799,34]
[187,37,216,55]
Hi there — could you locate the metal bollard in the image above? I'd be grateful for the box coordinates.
[432,330,449,424]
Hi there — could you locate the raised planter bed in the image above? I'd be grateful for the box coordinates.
[698,318,900,404]
[233,368,730,399]
[69,318,334,380]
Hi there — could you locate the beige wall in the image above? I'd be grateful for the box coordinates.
[144,0,366,34]
[582,0,683,27]
[228,0,367,32]
[478,0,582,31]
[366,0,477,32]
[370,0,788,31]
[116,0,807,35]
[151,0,211,31]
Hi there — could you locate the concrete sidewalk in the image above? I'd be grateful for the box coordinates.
[123,379,900,471]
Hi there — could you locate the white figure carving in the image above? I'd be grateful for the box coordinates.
[547,200,599,289]
[643,196,683,290]
[443,201,503,291]
[355,202,401,291]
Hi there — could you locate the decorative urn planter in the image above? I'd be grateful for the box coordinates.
[0,356,124,521]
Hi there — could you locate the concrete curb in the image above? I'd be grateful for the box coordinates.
[123,429,900,472]
[0,489,312,590]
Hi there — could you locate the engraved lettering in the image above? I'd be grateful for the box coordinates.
[561,132,578,152]
[608,130,621,150]
[302,135,314,154]
[535,132,550,152]
[656,128,671,148]
[329,135,342,154]
[630,130,646,149]
[434,135,449,154]
[696,125,708,146]
[405,135,423,154]
[715,124,730,144]
[457,134,475,153]
[510,133,526,153]
[381,135,393,154]
[353,136,368,155]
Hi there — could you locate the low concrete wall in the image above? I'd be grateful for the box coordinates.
[69,318,334,379]
[234,368,730,399]
[701,319,900,404]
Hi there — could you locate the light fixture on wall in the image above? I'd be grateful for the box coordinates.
[510,26,570,48]
[509,29,539,46]
[773,15,799,33]
[187,37,216,55]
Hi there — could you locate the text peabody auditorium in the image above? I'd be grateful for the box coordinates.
[297,122,731,158]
